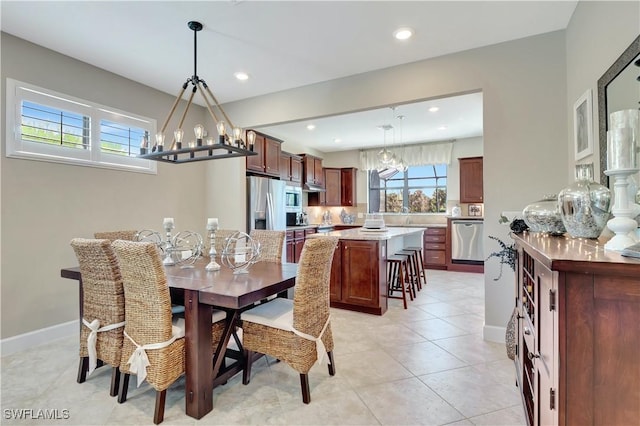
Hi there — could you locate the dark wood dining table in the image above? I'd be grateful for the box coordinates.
[61,257,298,420]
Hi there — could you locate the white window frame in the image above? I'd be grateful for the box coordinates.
[5,78,157,174]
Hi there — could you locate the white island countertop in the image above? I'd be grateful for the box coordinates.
[306,226,426,241]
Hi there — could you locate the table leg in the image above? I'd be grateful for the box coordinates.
[184,289,213,419]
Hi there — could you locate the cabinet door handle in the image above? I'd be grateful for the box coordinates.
[528,352,540,360]
[524,327,531,335]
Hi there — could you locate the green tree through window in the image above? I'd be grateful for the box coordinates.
[369,165,447,213]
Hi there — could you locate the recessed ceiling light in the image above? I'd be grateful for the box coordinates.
[234,72,249,81]
[428,107,439,113]
[306,124,316,131]
[438,126,447,130]
[393,27,414,41]
[334,138,341,143]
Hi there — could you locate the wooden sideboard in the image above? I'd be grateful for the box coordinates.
[512,232,640,426]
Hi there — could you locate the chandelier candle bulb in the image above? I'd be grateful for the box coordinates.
[156,132,165,152]
[207,218,218,231]
[217,121,227,144]
[607,128,637,170]
[174,128,184,149]
[194,124,204,146]
[247,130,256,151]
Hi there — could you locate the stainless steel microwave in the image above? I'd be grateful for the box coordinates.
[285,186,302,212]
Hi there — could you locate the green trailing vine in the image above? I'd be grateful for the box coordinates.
[486,235,516,281]
[486,216,528,281]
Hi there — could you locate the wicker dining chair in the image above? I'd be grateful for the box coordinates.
[111,240,226,425]
[249,229,286,263]
[69,238,126,397]
[240,237,339,404]
[94,230,138,242]
[214,229,238,254]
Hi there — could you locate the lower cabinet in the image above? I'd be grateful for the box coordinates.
[329,239,387,315]
[514,233,640,426]
[423,227,447,269]
[286,228,317,263]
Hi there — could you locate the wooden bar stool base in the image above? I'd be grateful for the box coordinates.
[404,246,427,288]
[387,255,412,309]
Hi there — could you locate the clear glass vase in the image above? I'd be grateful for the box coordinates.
[523,195,566,235]
[558,164,612,238]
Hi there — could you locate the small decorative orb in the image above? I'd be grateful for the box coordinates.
[221,231,261,274]
[135,230,164,250]
[170,231,203,267]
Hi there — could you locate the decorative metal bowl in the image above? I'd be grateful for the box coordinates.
[221,231,261,274]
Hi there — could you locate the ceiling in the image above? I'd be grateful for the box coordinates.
[1,1,577,153]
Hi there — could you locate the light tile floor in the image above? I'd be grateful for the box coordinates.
[1,270,525,425]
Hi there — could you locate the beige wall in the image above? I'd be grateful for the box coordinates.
[565,1,639,183]
[1,34,211,338]
[224,31,568,339]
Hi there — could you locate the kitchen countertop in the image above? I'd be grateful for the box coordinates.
[286,223,335,231]
[306,226,426,241]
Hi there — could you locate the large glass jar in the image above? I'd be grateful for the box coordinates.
[558,164,612,238]
[523,195,566,235]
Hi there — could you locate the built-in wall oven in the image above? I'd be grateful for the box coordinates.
[285,185,302,213]
[451,219,484,264]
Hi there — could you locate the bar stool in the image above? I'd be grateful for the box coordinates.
[404,246,427,288]
[387,255,412,309]
[396,250,419,298]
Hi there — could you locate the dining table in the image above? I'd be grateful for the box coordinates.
[61,257,298,420]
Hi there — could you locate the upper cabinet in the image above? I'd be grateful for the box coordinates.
[309,167,358,207]
[246,130,282,177]
[340,168,357,206]
[280,152,302,184]
[300,154,325,190]
[459,156,483,203]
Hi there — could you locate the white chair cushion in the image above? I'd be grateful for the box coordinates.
[241,298,293,332]
[212,309,226,323]
[172,310,226,339]
[172,317,186,339]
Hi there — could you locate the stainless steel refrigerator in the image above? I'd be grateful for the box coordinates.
[246,176,286,232]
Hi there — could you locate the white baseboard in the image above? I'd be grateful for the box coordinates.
[1,320,78,357]
[483,324,506,343]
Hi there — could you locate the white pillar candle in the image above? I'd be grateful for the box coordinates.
[610,109,639,131]
[207,217,218,230]
[163,217,174,228]
[607,127,637,170]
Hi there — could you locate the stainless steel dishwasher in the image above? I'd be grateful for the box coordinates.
[450,219,484,263]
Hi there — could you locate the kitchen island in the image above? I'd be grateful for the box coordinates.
[308,227,425,315]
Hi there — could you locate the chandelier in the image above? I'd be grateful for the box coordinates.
[139,21,257,164]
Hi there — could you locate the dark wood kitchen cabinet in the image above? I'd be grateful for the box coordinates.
[300,154,324,189]
[286,227,317,263]
[423,227,447,269]
[280,152,302,184]
[512,232,640,426]
[329,239,387,315]
[340,168,357,206]
[309,167,357,207]
[459,156,483,203]
[246,130,282,177]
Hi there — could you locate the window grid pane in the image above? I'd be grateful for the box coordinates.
[100,119,147,157]
[369,165,448,213]
[21,101,88,149]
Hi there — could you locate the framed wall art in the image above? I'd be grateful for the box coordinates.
[574,89,594,160]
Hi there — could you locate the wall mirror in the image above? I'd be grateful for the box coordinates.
[597,35,640,186]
